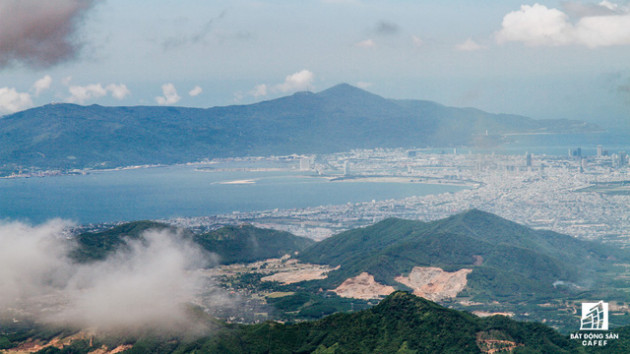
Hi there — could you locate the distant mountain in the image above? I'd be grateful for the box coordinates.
[298,209,621,300]
[0,292,590,353]
[71,222,313,265]
[0,84,599,175]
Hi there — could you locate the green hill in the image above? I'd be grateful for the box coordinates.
[193,224,315,264]
[2,292,593,353]
[70,221,175,262]
[0,84,598,175]
[298,209,622,300]
[71,222,313,265]
[203,291,580,353]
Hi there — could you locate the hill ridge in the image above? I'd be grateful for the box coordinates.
[298,209,621,300]
[0,84,600,175]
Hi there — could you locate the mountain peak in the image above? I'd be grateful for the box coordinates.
[317,83,383,100]
[320,82,360,92]
[458,208,497,220]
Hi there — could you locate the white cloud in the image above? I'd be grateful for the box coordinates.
[355,39,376,48]
[67,82,131,103]
[0,87,34,114]
[0,220,72,307]
[106,83,131,100]
[496,4,572,46]
[189,85,203,97]
[250,84,268,98]
[156,83,181,105]
[0,220,223,334]
[575,13,630,47]
[496,3,630,48]
[412,35,424,48]
[562,1,619,17]
[275,70,315,93]
[599,1,619,11]
[32,75,53,96]
[247,70,315,99]
[67,83,108,103]
[58,229,209,332]
[456,38,484,51]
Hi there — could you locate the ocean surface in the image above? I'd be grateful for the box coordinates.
[2,132,628,225]
[0,165,464,225]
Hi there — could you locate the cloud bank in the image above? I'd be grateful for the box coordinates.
[0,221,219,334]
[249,70,315,99]
[355,39,376,48]
[156,83,182,105]
[0,75,55,114]
[33,75,53,96]
[67,82,131,104]
[275,70,315,93]
[496,2,630,47]
[0,0,97,69]
[456,38,484,51]
[189,85,203,97]
[0,87,34,114]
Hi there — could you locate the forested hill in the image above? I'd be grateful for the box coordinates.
[298,209,624,300]
[0,84,598,175]
[71,221,313,265]
[2,292,621,353]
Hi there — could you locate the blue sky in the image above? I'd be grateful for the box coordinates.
[0,0,629,128]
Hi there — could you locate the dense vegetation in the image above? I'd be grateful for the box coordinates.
[72,222,313,265]
[5,211,630,351]
[70,221,175,262]
[298,209,626,300]
[0,84,598,175]
[193,224,314,264]
[3,292,618,353]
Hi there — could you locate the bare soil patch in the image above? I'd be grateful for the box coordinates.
[394,266,472,301]
[332,272,395,300]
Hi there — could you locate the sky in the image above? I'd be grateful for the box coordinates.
[0,0,629,128]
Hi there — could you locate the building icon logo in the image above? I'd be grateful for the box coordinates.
[580,301,609,330]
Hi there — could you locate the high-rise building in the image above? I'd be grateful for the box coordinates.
[581,158,587,172]
[569,147,582,159]
[299,157,311,171]
[525,152,532,167]
[597,145,603,158]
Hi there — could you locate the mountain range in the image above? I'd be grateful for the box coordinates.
[70,210,625,305]
[0,84,598,175]
[65,209,630,331]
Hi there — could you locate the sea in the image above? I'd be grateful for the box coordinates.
[1,132,628,225]
[0,165,464,225]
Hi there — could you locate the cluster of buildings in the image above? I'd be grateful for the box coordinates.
[170,146,630,245]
